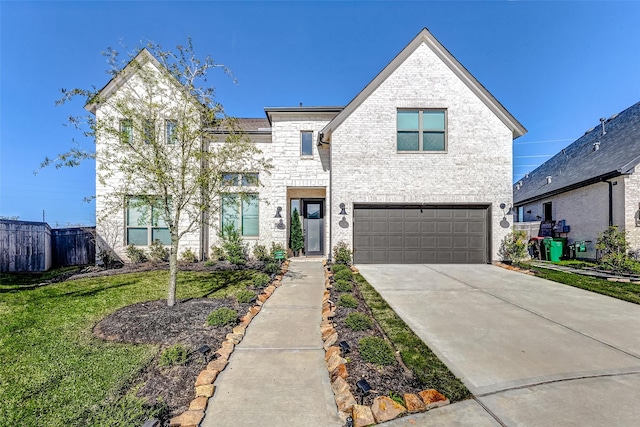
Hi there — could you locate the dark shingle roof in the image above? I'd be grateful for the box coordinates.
[236,118,271,131]
[514,101,640,205]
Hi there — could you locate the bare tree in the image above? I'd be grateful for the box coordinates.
[44,39,271,306]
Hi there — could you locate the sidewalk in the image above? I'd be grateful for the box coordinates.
[200,260,342,427]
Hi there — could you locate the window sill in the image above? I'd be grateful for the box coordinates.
[300,155,314,160]
[396,150,448,154]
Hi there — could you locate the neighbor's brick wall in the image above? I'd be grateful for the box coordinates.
[330,42,514,262]
[624,173,640,252]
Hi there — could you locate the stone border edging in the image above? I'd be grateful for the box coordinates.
[168,260,291,427]
[320,261,450,426]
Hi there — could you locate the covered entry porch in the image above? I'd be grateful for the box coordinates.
[287,187,327,256]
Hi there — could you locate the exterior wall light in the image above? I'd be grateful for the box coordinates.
[339,203,347,215]
[274,206,282,218]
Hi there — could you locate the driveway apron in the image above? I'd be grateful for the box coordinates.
[201,260,342,427]
[359,264,640,426]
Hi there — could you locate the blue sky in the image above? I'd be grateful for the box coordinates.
[2,1,640,226]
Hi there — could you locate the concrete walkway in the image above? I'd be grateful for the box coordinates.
[359,264,640,426]
[201,260,342,427]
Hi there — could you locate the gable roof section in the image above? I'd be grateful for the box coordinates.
[84,49,165,114]
[513,100,640,205]
[320,28,526,142]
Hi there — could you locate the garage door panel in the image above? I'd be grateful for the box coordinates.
[354,206,488,264]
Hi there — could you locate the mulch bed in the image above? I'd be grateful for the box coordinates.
[328,275,423,406]
[94,297,253,419]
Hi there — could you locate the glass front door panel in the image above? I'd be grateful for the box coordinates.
[303,200,324,255]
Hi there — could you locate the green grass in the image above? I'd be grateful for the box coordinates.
[0,268,260,426]
[354,274,471,402]
[553,260,598,269]
[522,263,640,305]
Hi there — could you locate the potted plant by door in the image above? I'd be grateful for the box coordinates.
[290,208,304,257]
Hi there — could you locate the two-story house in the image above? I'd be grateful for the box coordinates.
[92,28,526,264]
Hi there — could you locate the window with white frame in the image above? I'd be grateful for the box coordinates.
[126,197,171,245]
[397,110,446,152]
[165,120,177,144]
[301,131,313,156]
[221,193,259,237]
[120,119,133,144]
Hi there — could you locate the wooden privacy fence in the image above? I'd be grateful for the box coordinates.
[0,220,95,272]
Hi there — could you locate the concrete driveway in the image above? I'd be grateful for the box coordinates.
[358,264,640,426]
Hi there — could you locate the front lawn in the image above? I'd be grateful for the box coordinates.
[0,268,259,426]
[523,263,640,305]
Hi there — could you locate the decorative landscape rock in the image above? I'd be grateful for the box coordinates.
[207,356,228,372]
[169,409,205,427]
[331,363,348,381]
[371,396,407,423]
[188,396,208,411]
[325,345,341,361]
[195,384,215,398]
[326,352,346,372]
[323,331,339,350]
[225,333,243,344]
[195,369,218,386]
[404,393,426,412]
[352,404,376,427]
[418,389,450,409]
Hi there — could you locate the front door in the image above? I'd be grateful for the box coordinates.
[303,199,324,256]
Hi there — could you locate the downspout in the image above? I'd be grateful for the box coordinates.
[604,179,613,227]
[319,132,332,262]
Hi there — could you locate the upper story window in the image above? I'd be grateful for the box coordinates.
[397,110,446,152]
[166,120,177,144]
[120,119,133,144]
[301,131,313,156]
[223,173,259,187]
[126,196,171,245]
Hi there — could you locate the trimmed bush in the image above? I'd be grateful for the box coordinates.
[332,263,350,274]
[264,261,279,275]
[159,344,189,367]
[333,241,352,265]
[180,247,198,263]
[333,269,353,282]
[338,294,358,308]
[358,337,396,366]
[252,244,271,262]
[206,307,238,327]
[253,273,271,288]
[236,289,256,304]
[125,245,147,264]
[210,245,225,261]
[334,280,353,292]
[344,312,372,331]
[148,239,170,262]
[220,225,247,266]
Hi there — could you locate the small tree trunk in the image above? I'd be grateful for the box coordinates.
[167,235,179,307]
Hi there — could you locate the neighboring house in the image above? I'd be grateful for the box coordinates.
[513,101,640,259]
[92,28,526,264]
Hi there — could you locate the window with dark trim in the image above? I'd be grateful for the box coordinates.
[397,110,446,152]
[143,119,155,144]
[221,193,259,237]
[120,119,133,144]
[166,120,177,144]
[126,197,171,245]
[222,173,259,187]
[301,131,313,156]
[543,202,553,222]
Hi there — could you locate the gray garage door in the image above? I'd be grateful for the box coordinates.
[353,206,489,264]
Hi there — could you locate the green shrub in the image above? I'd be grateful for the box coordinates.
[220,225,247,265]
[180,247,198,263]
[203,259,216,267]
[83,395,168,427]
[148,239,170,262]
[498,230,528,263]
[597,226,630,271]
[333,241,352,265]
[159,344,189,367]
[253,273,270,288]
[206,307,238,327]
[125,245,147,264]
[264,261,279,275]
[358,337,396,366]
[332,264,350,274]
[252,244,272,262]
[344,312,372,331]
[333,269,353,282]
[210,245,225,261]
[236,289,256,304]
[338,294,358,308]
[271,242,288,260]
[334,280,353,292]
[389,391,405,407]
[289,208,304,254]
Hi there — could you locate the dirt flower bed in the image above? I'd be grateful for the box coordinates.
[327,279,422,406]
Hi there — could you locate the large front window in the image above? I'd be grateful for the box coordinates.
[126,197,171,245]
[397,110,446,152]
[222,194,259,237]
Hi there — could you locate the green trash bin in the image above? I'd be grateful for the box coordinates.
[553,237,568,259]
[541,238,553,261]
[548,240,563,262]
